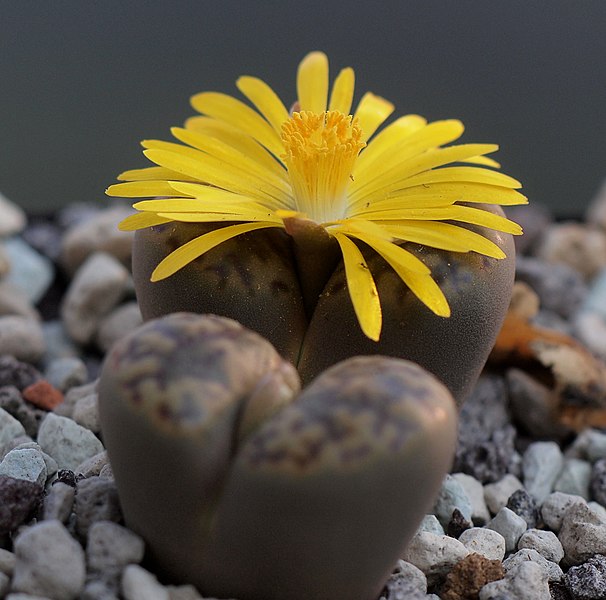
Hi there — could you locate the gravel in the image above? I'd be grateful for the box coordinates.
[3,189,606,598]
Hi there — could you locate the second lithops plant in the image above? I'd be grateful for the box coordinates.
[107,51,525,404]
[98,312,458,600]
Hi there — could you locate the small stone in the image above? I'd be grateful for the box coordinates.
[42,482,75,523]
[0,316,45,363]
[0,282,39,320]
[72,393,100,433]
[3,236,55,304]
[559,501,606,565]
[0,571,9,597]
[479,560,551,600]
[447,508,473,538]
[515,256,587,319]
[441,553,504,600]
[61,252,129,345]
[75,451,110,478]
[503,548,563,582]
[54,470,77,488]
[590,457,606,505]
[54,381,97,419]
[416,514,445,536]
[555,458,592,499]
[573,311,606,361]
[458,527,506,561]
[87,521,145,576]
[541,492,588,532]
[121,564,169,600]
[42,321,81,365]
[379,559,427,599]
[6,595,55,600]
[0,547,15,575]
[485,507,528,552]
[550,581,574,600]
[0,356,41,390]
[451,473,491,525]
[506,488,540,528]
[0,448,47,486]
[567,428,606,462]
[0,407,26,446]
[565,554,606,599]
[37,413,104,471]
[523,441,564,503]
[11,520,86,599]
[0,386,44,438]
[22,380,64,411]
[589,501,606,522]
[484,474,524,515]
[60,206,135,275]
[80,580,119,600]
[0,192,26,236]
[95,302,142,354]
[1,475,43,535]
[402,531,469,587]
[165,585,205,600]
[433,474,473,528]
[518,528,564,563]
[74,476,122,539]
[21,219,63,263]
[44,357,88,393]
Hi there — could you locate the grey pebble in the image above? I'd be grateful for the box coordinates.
[72,393,100,433]
[566,428,606,462]
[37,413,104,471]
[0,386,44,438]
[75,476,122,539]
[432,474,472,527]
[518,528,564,563]
[42,321,81,365]
[581,268,606,319]
[95,301,142,354]
[541,492,588,532]
[565,554,606,600]
[0,547,15,575]
[75,451,110,478]
[479,560,551,600]
[0,282,40,321]
[54,381,97,419]
[86,520,145,576]
[506,488,539,529]
[3,236,55,304]
[11,520,86,600]
[121,564,170,600]
[60,252,129,345]
[558,501,606,566]
[458,527,506,561]
[502,548,563,582]
[379,559,427,599]
[0,316,45,363]
[44,357,88,393]
[43,482,75,523]
[416,514,444,536]
[80,580,120,600]
[573,311,606,361]
[0,408,26,446]
[485,507,528,552]
[522,441,564,504]
[451,472,490,525]
[484,474,524,515]
[6,595,54,600]
[590,458,606,505]
[0,571,9,597]
[554,458,592,499]
[0,448,47,486]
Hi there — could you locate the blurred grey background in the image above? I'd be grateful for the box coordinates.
[1,0,605,218]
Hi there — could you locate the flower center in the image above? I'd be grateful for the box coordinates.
[281,111,366,223]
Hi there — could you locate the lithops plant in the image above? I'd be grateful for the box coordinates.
[98,312,458,600]
[107,51,525,405]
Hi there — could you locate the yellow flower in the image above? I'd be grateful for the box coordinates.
[107,51,526,342]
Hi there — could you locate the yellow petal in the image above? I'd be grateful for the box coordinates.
[133,197,274,215]
[401,166,522,189]
[464,155,501,168]
[333,233,382,341]
[353,92,394,143]
[297,51,329,114]
[351,233,450,317]
[381,221,506,258]
[185,115,288,174]
[118,212,173,231]
[328,67,355,114]
[151,222,281,281]
[117,166,197,182]
[236,76,290,134]
[142,147,289,209]
[157,212,280,223]
[106,181,183,198]
[190,92,283,157]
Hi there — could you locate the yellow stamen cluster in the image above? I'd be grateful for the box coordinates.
[281,111,365,222]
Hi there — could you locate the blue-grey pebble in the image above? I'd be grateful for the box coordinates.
[523,441,564,503]
[44,357,89,392]
[0,448,47,486]
[432,474,473,528]
[555,458,592,499]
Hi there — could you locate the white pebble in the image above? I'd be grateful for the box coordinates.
[523,441,564,503]
[0,448,47,486]
[479,560,551,600]
[540,491,586,531]
[416,514,444,536]
[451,472,490,524]
[0,316,45,363]
[402,531,469,587]
[11,520,85,599]
[43,482,75,523]
[484,474,524,515]
[558,501,606,565]
[485,507,528,552]
[61,252,129,345]
[87,521,145,574]
[96,301,142,353]
[518,528,564,563]
[458,527,506,561]
[37,413,104,471]
[503,548,563,582]
[0,408,26,447]
[432,474,473,527]
[72,393,100,433]
[554,458,591,499]
[122,564,170,600]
